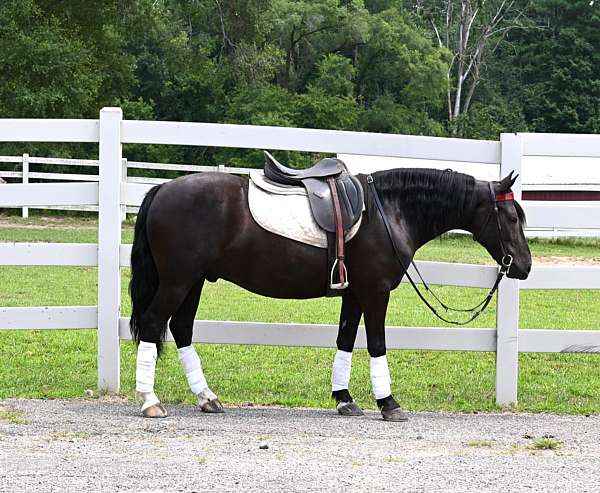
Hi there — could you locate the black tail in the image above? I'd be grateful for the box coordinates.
[129,185,162,349]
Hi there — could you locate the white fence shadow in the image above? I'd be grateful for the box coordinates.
[1,108,599,404]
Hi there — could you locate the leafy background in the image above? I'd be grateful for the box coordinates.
[0,0,598,167]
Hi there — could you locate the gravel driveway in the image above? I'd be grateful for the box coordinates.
[1,398,599,492]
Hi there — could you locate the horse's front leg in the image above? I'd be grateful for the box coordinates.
[363,290,408,422]
[331,291,364,416]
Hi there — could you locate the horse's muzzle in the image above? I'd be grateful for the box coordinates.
[507,261,531,280]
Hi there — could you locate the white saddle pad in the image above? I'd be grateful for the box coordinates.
[248,172,363,248]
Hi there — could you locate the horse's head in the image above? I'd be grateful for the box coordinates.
[472,172,532,280]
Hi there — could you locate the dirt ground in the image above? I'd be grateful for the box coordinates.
[1,398,600,492]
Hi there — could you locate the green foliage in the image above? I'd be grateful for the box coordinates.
[357,6,448,109]
[1,0,597,161]
[467,0,600,136]
[231,42,286,86]
[271,0,369,90]
[309,54,357,97]
[295,87,359,130]
[516,2,600,134]
[120,98,184,166]
[360,95,446,135]
[0,0,101,118]
[531,437,561,450]
[450,102,529,140]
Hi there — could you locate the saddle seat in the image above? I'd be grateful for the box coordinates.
[263,151,364,292]
[264,153,346,185]
[263,151,363,233]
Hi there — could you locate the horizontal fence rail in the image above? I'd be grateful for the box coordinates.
[0,243,98,266]
[116,320,600,354]
[0,109,599,405]
[121,120,502,164]
[0,119,99,143]
[523,201,600,229]
[522,266,600,289]
[522,133,600,158]
[0,183,99,207]
[117,319,499,352]
[3,153,599,236]
[0,306,98,330]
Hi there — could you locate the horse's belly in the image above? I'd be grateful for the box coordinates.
[216,226,328,300]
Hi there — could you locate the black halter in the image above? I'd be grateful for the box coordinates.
[367,175,513,326]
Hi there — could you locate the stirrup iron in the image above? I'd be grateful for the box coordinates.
[330,259,349,290]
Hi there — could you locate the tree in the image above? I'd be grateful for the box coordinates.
[271,0,369,90]
[309,54,357,97]
[412,0,532,127]
[510,0,600,133]
[0,0,102,118]
[355,5,449,134]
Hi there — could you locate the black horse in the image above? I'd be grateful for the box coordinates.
[129,167,531,420]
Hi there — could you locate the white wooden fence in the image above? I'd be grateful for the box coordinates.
[0,155,251,217]
[3,147,599,240]
[1,108,599,405]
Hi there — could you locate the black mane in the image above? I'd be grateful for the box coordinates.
[371,167,477,235]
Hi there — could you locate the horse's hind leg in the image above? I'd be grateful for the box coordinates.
[331,291,364,416]
[169,279,224,414]
[136,282,192,418]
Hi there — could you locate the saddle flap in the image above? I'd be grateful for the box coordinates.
[304,174,364,233]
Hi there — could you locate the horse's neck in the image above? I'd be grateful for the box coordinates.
[399,193,476,249]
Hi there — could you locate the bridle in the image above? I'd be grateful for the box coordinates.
[367,175,515,326]
[473,183,515,271]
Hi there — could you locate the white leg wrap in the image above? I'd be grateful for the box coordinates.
[138,391,160,412]
[136,341,157,394]
[331,350,353,391]
[178,345,217,403]
[370,355,392,400]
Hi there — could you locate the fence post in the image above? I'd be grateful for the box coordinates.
[495,133,523,406]
[121,158,128,221]
[22,154,29,218]
[97,107,123,393]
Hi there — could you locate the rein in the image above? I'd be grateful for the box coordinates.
[366,175,514,326]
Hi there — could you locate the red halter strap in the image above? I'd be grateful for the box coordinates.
[495,192,514,202]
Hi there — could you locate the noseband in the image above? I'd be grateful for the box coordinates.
[367,175,515,326]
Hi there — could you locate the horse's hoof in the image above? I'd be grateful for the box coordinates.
[201,399,224,414]
[142,403,168,418]
[336,401,364,417]
[381,407,408,422]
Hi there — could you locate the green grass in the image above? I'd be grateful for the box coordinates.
[0,214,599,414]
[466,440,494,448]
[0,406,28,425]
[531,437,561,450]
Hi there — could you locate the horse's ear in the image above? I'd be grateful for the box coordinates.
[497,171,519,193]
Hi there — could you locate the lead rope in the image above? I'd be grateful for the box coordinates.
[366,175,511,326]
